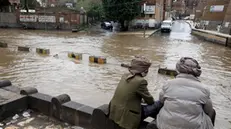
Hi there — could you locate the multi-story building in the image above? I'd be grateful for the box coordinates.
[195,0,230,31]
[222,0,231,34]
[155,0,172,22]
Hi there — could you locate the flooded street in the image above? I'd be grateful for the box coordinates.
[0,21,231,128]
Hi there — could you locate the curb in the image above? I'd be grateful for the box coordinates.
[148,29,161,37]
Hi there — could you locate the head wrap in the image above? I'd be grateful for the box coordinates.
[176,57,202,77]
[126,56,152,81]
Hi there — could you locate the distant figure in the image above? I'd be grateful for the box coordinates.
[195,23,199,29]
[109,56,162,129]
[53,54,59,58]
[156,57,216,129]
[217,24,222,32]
[203,24,206,30]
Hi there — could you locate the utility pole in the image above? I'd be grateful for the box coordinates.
[143,2,146,38]
[42,2,47,30]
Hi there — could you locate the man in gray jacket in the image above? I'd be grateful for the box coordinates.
[156,57,215,129]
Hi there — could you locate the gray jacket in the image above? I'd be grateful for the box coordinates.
[157,74,214,129]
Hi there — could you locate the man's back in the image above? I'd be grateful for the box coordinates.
[109,73,153,129]
[157,74,214,129]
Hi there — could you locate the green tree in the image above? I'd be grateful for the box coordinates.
[102,0,141,31]
[87,2,103,20]
[0,0,10,11]
[20,0,40,11]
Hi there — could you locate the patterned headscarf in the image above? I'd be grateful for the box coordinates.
[126,56,152,81]
[176,57,202,77]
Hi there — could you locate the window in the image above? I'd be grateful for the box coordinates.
[149,14,153,18]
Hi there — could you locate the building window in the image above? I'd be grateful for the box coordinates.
[149,14,153,18]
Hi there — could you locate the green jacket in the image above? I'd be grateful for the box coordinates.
[109,73,154,129]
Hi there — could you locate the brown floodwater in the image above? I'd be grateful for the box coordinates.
[0,21,231,128]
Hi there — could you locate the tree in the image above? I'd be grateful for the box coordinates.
[102,0,142,31]
[87,2,104,20]
[20,0,40,11]
[0,0,10,12]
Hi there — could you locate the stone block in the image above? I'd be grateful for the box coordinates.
[61,101,84,125]
[91,104,122,129]
[0,80,12,88]
[227,38,231,47]
[0,42,7,48]
[36,48,50,55]
[68,53,83,60]
[51,94,71,119]
[2,86,21,94]
[91,105,108,129]
[89,56,107,64]
[77,105,94,128]
[28,93,52,116]
[18,46,30,52]
[20,87,38,95]
[91,104,150,129]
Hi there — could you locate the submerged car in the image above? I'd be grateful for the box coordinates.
[101,22,113,30]
[161,20,172,33]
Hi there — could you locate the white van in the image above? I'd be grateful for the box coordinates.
[161,20,172,33]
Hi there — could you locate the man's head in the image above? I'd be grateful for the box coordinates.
[176,57,202,77]
[128,56,152,77]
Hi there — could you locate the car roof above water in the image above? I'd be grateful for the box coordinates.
[162,20,172,23]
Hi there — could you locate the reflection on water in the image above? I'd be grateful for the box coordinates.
[0,21,231,128]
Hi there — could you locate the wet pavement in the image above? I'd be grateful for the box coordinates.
[0,21,231,128]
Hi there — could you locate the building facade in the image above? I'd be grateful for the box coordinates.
[172,0,185,14]
[222,0,231,34]
[195,0,230,32]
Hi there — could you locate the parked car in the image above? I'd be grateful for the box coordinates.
[161,20,172,33]
[101,22,113,30]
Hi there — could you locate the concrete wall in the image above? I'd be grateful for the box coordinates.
[200,20,222,31]
[0,11,88,30]
[19,12,85,30]
[191,29,230,46]
[0,13,19,28]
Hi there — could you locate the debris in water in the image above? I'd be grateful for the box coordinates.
[17,118,34,127]
[0,123,4,126]
[71,126,84,129]
[6,122,12,126]
[12,114,19,120]
[5,125,19,129]
[11,120,17,124]
[22,111,31,118]
[53,54,59,58]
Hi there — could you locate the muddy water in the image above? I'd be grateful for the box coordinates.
[0,21,231,128]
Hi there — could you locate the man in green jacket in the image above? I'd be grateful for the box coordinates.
[109,56,162,129]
